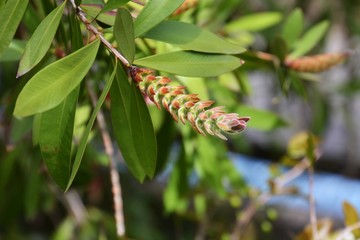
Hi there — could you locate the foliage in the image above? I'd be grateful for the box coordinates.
[0,0,355,239]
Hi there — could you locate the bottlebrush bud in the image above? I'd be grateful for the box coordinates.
[285,52,349,73]
[172,0,198,16]
[130,66,250,140]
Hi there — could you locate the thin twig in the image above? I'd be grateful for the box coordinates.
[69,0,130,67]
[86,81,125,237]
[230,193,271,240]
[275,158,310,189]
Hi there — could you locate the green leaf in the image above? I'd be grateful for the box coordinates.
[0,0,29,56]
[143,20,245,54]
[14,39,100,117]
[81,4,116,26]
[66,63,117,191]
[281,8,304,49]
[134,51,243,77]
[271,36,288,62]
[225,12,283,33]
[289,21,329,58]
[0,39,26,62]
[114,7,135,63]
[99,0,130,14]
[110,64,157,181]
[130,83,157,178]
[38,88,79,190]
[17,1,66,77]
[134,0,184,37]
[236,105,287,131]
[343,201,360,238]
[39,15,83,190]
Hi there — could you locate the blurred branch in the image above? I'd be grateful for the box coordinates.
[231,153,320,239]
[231,192,271,240]
[308,166,318,240]
[47,181,86,224]
[86,81,125,237]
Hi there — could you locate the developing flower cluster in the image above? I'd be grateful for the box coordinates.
[285,52,348,73]
[130,66,249,140]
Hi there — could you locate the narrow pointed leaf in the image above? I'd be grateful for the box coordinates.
[66,64,117,191]
[281,8,304,49]
[17,1,66,77]
[99,0,130,14]
[130,83,157,178]
[225,12,282,33]
[289,21,329,58]
[343,201,360,238]
[14,39,100,117]
[134,0,184,37]
[134,51,243,77]
[0,0,29,56]
[110,65,146,181]
[38,88,79,190]
[110,64,157,181]
[114,7,135,63]
[143,21,245,54]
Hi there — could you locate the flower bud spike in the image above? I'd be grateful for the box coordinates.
[130,65,249,140]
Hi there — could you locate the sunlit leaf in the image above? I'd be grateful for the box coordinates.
[236,105,287,131]
[110,64,157,181]
[281,8,304,49]
[225,12,282,33]
[143,20,246,54]
[134,0,184,37]
[17,1,66,77]
[0,0,29,56]
[114,7,135,63]
[14,39,100,117]
[343,201,360,238]
[134,51,243,77]
[290,21,329,58]
[287,131,319,159]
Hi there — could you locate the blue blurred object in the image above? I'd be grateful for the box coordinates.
[230,152,360,228]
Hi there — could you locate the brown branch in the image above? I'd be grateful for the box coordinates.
[69,0,130,67]
[86,81,125,237]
